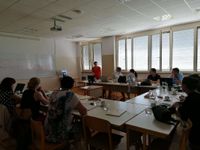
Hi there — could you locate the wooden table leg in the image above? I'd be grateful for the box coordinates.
[143,133,147,150]
[126,129,130,150]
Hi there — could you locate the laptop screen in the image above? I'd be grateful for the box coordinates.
[118,76,126,83]
[88,75,95,84]
[14,83,25,93]
[160,78,173,87]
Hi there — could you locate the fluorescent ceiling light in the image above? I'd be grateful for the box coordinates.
[162,14,172,21]
[118,0,131,3]
[153,14,172,21]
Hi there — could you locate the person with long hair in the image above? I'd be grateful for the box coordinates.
[0,77,17,115]
[127,69,138,84]
[20,77,49,121]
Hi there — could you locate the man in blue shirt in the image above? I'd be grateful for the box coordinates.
[171,68,184,85]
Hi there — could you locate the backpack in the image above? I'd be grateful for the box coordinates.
[47,91,74,121]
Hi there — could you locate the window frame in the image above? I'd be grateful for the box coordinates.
[81,42,102,72]
[116,25,200,73]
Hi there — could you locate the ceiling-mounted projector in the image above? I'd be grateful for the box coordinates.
[50,19,62,31]
[50,26,62,31]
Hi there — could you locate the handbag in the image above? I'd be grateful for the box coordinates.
[152,104,176,124]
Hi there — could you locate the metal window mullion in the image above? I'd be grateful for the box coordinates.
[194,27,198,72]
[160,31,162,71]
[116,40,119,69]
[81,46,84,71]
[131,38,134,69]
[125,38,127,70]
[148,35,152,70]
[100,43,102,67]
[169,29,173,70]
[89,44,93,70]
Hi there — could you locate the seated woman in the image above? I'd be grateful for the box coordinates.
[0,77,17,116]
[127,69,138,85]
[0,77,21,139]
[20,77,49,122]
[45,76,87,144]
[147,68,161,85]
[171,76,200,149]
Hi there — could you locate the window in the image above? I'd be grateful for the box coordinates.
[116,26,199,72]
[81,43,102,71]
[151,34,160,69]
[93,43,102,67]
[118,39,126,69]
[127,38,132,70]
[82,45,90,70]
[162,32,170,71]
[133,36,148,71]
[172,29,194,71]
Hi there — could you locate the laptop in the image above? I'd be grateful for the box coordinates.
[101,76,108,82]
[118,76,126,83]
[160,78,173,87]
[14,83,25,94]
[88,75,95,84]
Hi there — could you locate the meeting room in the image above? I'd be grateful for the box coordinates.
[0,0,200,150]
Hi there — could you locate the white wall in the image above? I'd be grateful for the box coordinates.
[54,38,79,78]
[101,36,115,76]
[0,34,79,89]
[0,35,55,80]
[102,36,115,55]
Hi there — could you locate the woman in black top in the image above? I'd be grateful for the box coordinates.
[172,77,200,149]
[20,77,49,121]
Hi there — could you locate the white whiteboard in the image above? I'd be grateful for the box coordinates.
[0,35,56,80]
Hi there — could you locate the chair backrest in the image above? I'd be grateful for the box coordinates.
[83,115,112,150]
[30,119,45,150]
[0,104,10,140]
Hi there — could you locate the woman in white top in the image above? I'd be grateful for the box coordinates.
[127,69,138,85]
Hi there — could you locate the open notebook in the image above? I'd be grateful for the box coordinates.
[106,109,126,117]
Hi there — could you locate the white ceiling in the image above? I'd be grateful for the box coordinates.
[0,0,200,41]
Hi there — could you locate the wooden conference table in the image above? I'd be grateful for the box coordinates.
[79,80,158,98]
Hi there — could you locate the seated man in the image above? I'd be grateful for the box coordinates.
[147,68,161,84]
[112,67,123,82]
[170,68,184,85]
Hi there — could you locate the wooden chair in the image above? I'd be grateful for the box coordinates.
[30,119,66,150]
[0,104,16,150]
[83,115,122,150]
